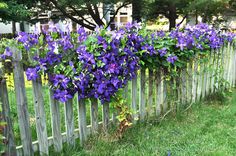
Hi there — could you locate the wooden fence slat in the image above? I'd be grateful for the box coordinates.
[202,61,207,99]
[148,69,153,116]
[12,47,34,156]
[192,58,198,103]
[78,99,87,145]
[102,102,110,132]
[155,70,161,116]
[187,62,193,103]
[90,98,98,134]
[32,78,49,155]
[139,68,146,120]
[197,59,202,101]
[229,43,234,87]
[162,71,167,113]
[64,99,75,146]
[131,76,138,122]
[211,50,217,93]
[49,89,63,152]
[181,69,187,105]
[0,78,17,156]
[233,45,236,87]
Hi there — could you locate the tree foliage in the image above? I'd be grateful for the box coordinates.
[142,0,236,30]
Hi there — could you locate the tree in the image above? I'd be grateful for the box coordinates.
[143,0,191,30]
[29,0,132,30]
[143,0,236,30]
[188,0,229,23]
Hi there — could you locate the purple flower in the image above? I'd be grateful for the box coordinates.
[107,63,118,74]
[26,68,38,81]
[17,32,28,43]
[158,48,167,57]
[53,74,70,88]
[167,55,178,64]
[54,89,73,102]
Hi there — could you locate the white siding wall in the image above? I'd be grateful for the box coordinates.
[0,22,20,33]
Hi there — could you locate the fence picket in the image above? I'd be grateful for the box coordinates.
[148,69,153,116]
[162,74,167,113]
[32,78,49,155]
[211,50,216,93]
[12,47,34,156]
[90,98,99,134]
[139,68,146,120]
[156,70,161,116]
[192,58,198,103]
[64,99,75,146]
[0,78,17,156]
[78,99,87,145]
[181,69,187,105]
[102,102,110,132]
[49,88,63,152]
[187,62,193,103]
[131,76,138,122]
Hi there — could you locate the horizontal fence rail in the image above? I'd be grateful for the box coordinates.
[0,43,236,155]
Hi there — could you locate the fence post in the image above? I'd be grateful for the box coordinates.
[12,47,34,156]
[78,98,87,145]
[187,62,193,103]
[102,102,110,132]
[0,77,17,156]
[148,69,153,116]
[181,68,187,105]
[32,77,49,155]
[90,98,98,134]
[139,68,146,120]
[162,71,167,113]
[131,75,138,122]
[64,99,75,146]
[155,69,161,116]
[210,50,216,94]
[192,58,198,103]
[196,58,202,101]
[49,88,63,152]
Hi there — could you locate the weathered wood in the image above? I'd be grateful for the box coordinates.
[78,99,87,145]
[49,88,62,152]
[196,59,202,101]
[215,48,222,92]
[192,58,198,103]
[102,102,110,132]
[162,81,167,112]
[155,70,162,116]
[187,62,193,103]
[12,47,34,156]
[32,77,49,155]
[64,99,75,146]
[147,69,153,116]
[90,98,98,134]
[139,68,146,120]
[0,78,17,156]
[233,45,236,87]
[181,68,187,105]
[131,76,138,122]
[211,50,217,93]
[202,60,207,99]
[123,84,128,99]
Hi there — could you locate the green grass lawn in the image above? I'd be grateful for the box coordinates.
[52,89,236,156]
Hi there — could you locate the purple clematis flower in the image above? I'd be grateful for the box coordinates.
[167,55,178,64]
[26,68,39,81]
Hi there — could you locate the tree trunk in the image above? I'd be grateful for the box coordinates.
[12,21,16,34]
[168,3,177,31]
[132,1,142,22]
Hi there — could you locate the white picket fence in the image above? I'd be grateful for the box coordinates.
[0,42,236,156]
